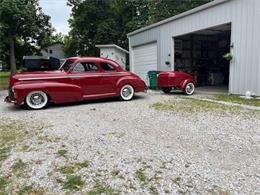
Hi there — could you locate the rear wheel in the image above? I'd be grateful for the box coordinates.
[25,91,49,110]
[162,87,172,94]
[184,82,195,95]
[120,85,135,101]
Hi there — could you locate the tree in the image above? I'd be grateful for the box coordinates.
[65,0,112,56]
[65,0,212,57]
[148,0,212,23]
[0,0,52,74]
[65,0,150,56]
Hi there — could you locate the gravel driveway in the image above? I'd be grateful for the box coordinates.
[0,90,259,194]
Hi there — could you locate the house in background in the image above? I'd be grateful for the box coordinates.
[41,43,65,59]
[128,0,260,96]
[96,44,129,70]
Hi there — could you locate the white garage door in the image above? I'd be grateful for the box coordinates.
[133,43,157,83]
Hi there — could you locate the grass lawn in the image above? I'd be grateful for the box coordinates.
[212,94,260,107]
[151,97,260,117]
[151,98,240,114]
[0,71,10,90]
[0,120,49,194]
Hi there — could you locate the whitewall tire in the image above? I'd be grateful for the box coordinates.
[120,85,135,101]
[184,82,195,95]
[25,91,49,110]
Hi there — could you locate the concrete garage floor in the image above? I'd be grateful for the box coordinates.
[0,90,259,194]
[196,86,229,95]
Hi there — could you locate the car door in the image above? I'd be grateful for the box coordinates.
[69,61,103,96]
[99,62,121,94]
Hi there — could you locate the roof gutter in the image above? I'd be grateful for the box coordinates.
[127,0,231,37]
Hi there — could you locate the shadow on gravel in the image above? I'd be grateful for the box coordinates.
[3,104,25,112]
[2,94,146,111]
[160,91,186,96]
[50,95,146,109]
[158,90,201,96]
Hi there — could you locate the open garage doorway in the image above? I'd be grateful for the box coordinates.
[174,23,231,93]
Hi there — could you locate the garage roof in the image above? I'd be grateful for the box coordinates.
[96,44,129,54]
[127,0,231,37]
[23,56,54,60]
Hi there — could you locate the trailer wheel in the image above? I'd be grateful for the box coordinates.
[162,87,172,94]
[184,83,195,95]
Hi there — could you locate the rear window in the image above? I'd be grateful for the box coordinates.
[73,62,99,72]
[100,62,115,71]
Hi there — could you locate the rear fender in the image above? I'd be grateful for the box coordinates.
[13,82,82,105]
[180,79,196,91]
[116,76,142,95]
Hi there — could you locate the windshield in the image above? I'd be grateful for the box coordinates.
[59,60,73,71]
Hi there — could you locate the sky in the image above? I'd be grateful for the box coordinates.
[39,0,71,35]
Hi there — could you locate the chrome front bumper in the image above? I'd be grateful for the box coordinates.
[4,87,16,103]
[5,96,16,103]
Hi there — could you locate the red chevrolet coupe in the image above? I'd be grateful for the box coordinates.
[5,57,147,109]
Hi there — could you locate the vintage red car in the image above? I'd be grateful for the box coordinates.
[5,57,147,109]
[157,71,196,95]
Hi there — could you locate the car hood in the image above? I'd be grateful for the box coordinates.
[9,71,67,87]
[12,71,67,80]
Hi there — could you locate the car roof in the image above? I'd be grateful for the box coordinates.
[66,57,120,67]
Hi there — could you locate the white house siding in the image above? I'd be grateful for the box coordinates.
[97,45,128,69]
[128,0,260,96]
[41,44,65,59]
[100,48,126,68]
[115,49,127,69]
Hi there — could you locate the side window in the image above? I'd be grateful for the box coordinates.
[73,63,85,72]
[85,63,99,71]
[101,62,116,71]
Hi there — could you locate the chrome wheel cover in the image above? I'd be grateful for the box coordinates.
[120,85,134,100]
[26,91,48,109]
[185,83,195,95]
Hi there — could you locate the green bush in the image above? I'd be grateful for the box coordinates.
[0,71,10,90]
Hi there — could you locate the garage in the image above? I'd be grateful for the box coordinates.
[132,42,157,83]
[174,24,231,88]
[128,0,260,96]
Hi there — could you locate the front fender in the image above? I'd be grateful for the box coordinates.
[13,82,82,105]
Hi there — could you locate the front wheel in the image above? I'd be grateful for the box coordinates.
[25,91,49,110]
[184,82,195,95]
[162,87,172,94]
[120,84,135,101]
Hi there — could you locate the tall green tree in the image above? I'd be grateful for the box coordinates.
[148,0,212,23]
[65,0,212,57]
[65,0,150,56]
[0,0,52,74]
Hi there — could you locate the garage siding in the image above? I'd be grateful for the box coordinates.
[128,0,260,96]
[132,43,158,83]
